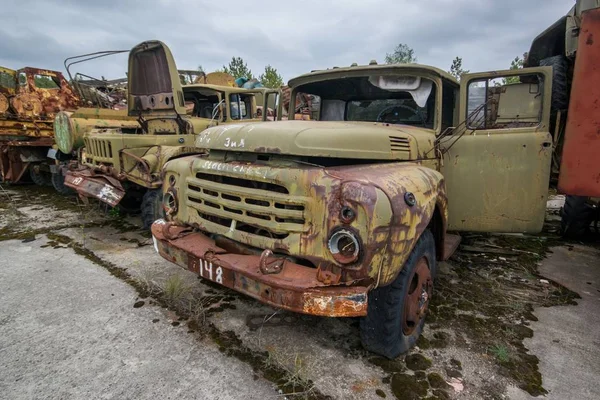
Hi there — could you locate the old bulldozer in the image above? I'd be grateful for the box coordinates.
[0,66,79,185]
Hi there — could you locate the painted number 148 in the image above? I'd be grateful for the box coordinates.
[199,260,223,284]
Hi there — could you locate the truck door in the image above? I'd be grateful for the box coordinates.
[440,67,553,233]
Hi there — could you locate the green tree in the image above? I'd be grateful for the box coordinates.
[385,44,417,64]
[503,53,527,84]
[259,65,283,88]
[448,56,470,81]
[221,57,253,80]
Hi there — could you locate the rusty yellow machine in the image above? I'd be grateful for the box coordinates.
[149,40,555,358]
[0,66,80,184]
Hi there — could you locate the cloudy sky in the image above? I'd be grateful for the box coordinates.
[1,0,572,82]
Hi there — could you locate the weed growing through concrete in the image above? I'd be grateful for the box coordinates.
[264,347,316,398]
[163,274,193,308]
[489,344,510,363]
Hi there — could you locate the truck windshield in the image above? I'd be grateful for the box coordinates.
[293,75,436,128]
[346,98,428,126]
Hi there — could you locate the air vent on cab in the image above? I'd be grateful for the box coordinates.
[389,136,411,155]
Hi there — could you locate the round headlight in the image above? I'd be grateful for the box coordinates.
[163,190,178,216]
[328,229,360,264]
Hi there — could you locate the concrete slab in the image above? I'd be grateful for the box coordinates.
[508,245,600,400]
[0,237,277,400]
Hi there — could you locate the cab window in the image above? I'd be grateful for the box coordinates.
[466,73,544,129]
[230,94,253,120]
[0,72,15,90]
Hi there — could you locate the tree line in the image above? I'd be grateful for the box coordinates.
[385,43,526,82]
[206,44,526,89]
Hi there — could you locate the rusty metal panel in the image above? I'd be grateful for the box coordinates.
[442,132,553,233]
[558,7,600,197]
[65,171,125,206]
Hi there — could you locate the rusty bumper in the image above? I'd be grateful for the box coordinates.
[151,220,369,317]
[64,169,125,207]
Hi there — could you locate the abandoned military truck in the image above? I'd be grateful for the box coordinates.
[56,41,278,228]
[151,61,554,358]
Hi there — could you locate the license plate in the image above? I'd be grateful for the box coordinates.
[188,256,233,286]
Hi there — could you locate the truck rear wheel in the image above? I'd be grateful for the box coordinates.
[141,189,164,230]
[561,195,597,238]
[360,230,436,359]
[29,166,52,187]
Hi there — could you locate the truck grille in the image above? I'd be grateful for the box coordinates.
[84,138,113,164]
[389,136,411,154]
[186,172,307,240]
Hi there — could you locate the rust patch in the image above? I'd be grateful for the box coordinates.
[151,222,369,317]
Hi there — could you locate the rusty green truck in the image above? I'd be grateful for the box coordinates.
[54,41,279,227]
[149,45,554,358]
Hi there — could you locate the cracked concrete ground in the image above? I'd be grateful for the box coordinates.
[0,235,278,400]
[507,244,600,400]
[1,185,599,400]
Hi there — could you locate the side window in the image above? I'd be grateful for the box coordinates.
[466,73,543,130]
[0,72,16,90]
[261,92,279,121]
[229,94,251,120]
[441,81,457,130]
[18,72,27,86]
[33,74,60,89]
[294,92,320,120]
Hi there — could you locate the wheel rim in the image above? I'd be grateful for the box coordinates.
[402,256,433,336]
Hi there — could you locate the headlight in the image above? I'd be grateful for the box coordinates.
[328,229,361,264]
[163,190,178,216]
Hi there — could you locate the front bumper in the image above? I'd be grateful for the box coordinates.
[64,168,125,207]
[151,220,369,317]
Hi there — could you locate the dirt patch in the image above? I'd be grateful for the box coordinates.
[428,233,580,396]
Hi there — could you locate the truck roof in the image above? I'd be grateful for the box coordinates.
[183,83,266,94]
[289,63,459,88]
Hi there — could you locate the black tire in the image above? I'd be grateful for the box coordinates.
[360,230,436,359]
[540,55,569,112]
[29,166,52,186]
[561,195,596,238]
[141,189,164,230]
[51,171,73,195]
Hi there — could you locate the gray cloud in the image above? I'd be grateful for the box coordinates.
[0,0,574,82]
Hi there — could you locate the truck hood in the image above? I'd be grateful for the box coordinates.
[194,120,434,160]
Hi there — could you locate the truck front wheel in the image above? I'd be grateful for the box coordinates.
[141,189,164,230]
[360,229,436,359]
[51,171,72,195]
